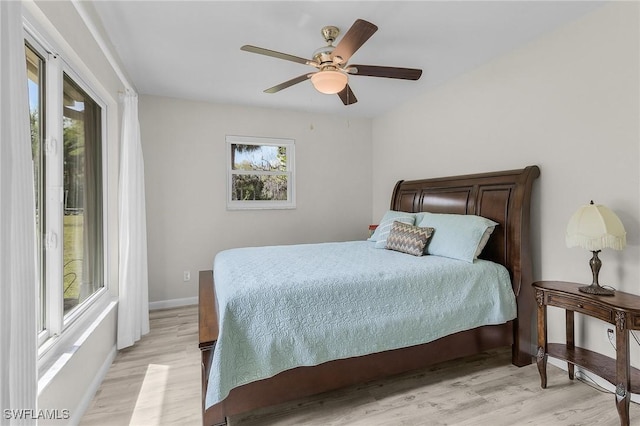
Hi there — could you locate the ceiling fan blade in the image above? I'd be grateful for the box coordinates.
[331,19,378,64]
[337,84,358,105]
[264,74,312,94]
[348,65,422,80]
[241,45,312,66]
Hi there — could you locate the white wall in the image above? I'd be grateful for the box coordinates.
[372,2,640,369]
[139,96,372,303]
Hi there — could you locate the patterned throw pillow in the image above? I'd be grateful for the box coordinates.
[385,221,434,256]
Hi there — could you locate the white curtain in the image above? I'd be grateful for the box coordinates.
[117,90,149,349]
[0,1,38,424]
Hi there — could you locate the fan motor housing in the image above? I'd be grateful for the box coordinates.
[313,46,335,66]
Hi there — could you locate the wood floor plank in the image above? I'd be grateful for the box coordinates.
[82,305,640,425]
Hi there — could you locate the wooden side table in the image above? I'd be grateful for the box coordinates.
[533,281,640,426]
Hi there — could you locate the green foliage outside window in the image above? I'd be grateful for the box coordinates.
[231,144,288,201]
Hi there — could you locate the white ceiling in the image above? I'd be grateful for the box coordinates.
[90,1,605,118]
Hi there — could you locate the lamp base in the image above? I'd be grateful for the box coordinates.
[578,283,615,296]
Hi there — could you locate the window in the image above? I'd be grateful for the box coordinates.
[226,135,295,209]
[61,74,104,315]
[25,38,107,348]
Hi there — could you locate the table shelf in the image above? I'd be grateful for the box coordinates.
[547,343,640,394]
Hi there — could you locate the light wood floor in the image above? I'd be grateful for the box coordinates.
[81,306,201,426]
[82,305,640,425]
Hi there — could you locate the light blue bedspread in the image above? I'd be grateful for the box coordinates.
[205,241,516,408]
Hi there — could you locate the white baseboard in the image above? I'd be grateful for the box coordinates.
[547,357,640,404]
[149,296,198,311]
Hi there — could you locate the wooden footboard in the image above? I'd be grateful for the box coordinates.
[199,270,225,426]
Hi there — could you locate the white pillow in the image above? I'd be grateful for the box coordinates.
[368,210,416,248]
[417,212,498,262]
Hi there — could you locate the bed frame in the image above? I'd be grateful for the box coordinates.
[199,165,540,425]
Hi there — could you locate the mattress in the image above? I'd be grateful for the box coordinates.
[205,240,516,408]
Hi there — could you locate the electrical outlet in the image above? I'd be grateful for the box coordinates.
[607,327,615,344]
[183,270,191,282]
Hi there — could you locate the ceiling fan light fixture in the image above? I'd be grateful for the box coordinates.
[310,70,348,95]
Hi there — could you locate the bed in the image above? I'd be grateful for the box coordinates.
[199,165,540,426]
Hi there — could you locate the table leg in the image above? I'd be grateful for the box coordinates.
[566,310,575,380]
[615,312,630,426]
[536,290,547,389]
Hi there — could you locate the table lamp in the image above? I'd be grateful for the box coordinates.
[566,201,626,296]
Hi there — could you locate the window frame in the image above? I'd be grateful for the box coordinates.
[226,135,296,210]
[25,37,47,340]
[59,70,107,325]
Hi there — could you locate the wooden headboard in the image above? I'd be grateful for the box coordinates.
[391,165,540,364]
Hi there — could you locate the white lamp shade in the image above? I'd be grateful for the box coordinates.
[566,202,626,251]
[310,70,347,94]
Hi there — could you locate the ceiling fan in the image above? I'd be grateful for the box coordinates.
[241,19,422,106]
